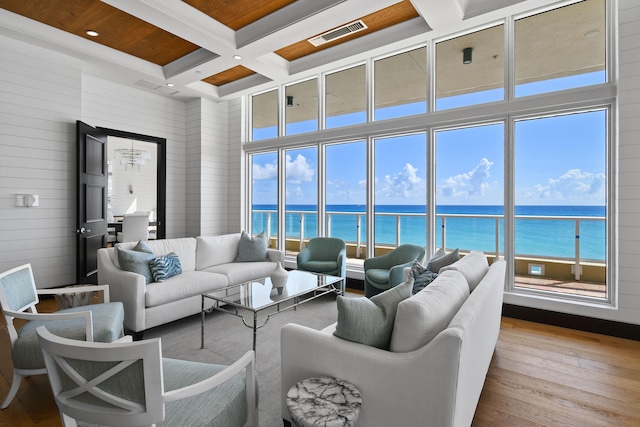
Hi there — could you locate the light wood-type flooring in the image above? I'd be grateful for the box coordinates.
[1,300,638,427]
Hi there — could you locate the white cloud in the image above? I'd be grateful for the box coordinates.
[439,158,493,199]
[252,161,277,180]
[377,163,425,201]
[286,154,315,183]
[521,168,605,204]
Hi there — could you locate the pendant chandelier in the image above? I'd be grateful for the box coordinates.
[114,141,151,171]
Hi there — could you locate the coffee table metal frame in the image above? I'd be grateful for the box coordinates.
[201,270,343,352]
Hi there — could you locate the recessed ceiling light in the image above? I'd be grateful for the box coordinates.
[233,55,242,60]
[85,30,99,37]
[584,30,600,38]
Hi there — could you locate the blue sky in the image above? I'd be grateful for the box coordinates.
[252,72,606,207]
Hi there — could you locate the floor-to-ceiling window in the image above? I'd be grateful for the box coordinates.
[434,123,505,257]
[514,110,607,298]
[285,147,318,253]
[243,0,612,304]
[250,152,279,247]
[325,141,367,259]
[373,133,427,254]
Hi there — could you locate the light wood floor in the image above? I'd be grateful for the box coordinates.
[1,304,638,426]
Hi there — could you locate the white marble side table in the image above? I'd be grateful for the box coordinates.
[286,376,362,427]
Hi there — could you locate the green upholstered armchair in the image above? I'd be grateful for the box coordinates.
[364,244,426,297]
[297,237,347,279]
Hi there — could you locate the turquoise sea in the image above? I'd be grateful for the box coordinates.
[252,205,606,261]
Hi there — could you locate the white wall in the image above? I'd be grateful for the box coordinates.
[80,75,188,240]
[184,98,231,237]
[0,36,194,287]
[0,35,82,286]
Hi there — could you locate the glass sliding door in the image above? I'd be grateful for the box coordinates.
[373,133,427,254]
[434,123,504,256]
[514,110,607,298]
[325,141,367,259]
[285,147,318,254]
[250,152,278,247]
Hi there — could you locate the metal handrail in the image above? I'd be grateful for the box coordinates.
[252,208,606,280]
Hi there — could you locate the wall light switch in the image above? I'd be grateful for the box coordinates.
[16,194,39,207]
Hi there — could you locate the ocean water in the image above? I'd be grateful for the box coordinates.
[252,205,606,261]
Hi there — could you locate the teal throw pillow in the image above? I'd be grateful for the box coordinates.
[117,242,154,284]
[333,279,413,350]
[426,248,459,273]
[150,252,182,282]
[235,231,268,262]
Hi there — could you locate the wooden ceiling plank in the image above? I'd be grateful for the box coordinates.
[182,0,295,31]
[275,0,419,61]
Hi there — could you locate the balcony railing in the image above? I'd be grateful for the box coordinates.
[252,209,606,282]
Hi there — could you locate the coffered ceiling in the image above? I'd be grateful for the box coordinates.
[0,0,576,101]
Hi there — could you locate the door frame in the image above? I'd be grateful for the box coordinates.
[100,127,167,240]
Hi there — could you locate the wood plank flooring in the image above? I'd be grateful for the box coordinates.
[1,303,638,426]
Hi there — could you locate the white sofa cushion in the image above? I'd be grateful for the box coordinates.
[196,234,241,270]
[201,261,278,285]
[144,270,228,307]
[390,270,469,352]
[439,251,489,292]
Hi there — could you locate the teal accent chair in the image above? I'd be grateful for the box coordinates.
[364,244,426,297]
[36,325,257,427]
[0,264,124,409]
[297,237,347,280]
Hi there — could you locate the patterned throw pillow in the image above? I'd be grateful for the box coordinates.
[150,252,182,282]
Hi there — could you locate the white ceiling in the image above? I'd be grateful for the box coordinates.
[0,0,566,102]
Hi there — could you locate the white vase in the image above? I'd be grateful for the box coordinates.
[270,263,288,288]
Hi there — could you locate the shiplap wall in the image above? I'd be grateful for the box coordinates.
[0,36,191,287]
[616,0,640,324]
[0,36,82,287]
[80,75,187,240]
[184,98,231,237]
[185,99,202,237]
[227,97,245,232]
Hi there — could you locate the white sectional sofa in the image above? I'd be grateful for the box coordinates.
[97,233,284,334]
[281,251,505,427]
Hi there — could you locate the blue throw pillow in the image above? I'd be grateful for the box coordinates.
[118,242,155,284]
[150,252,182,282]
[333,280,413,350]
[426,248,459,273]
[235,231,268,262]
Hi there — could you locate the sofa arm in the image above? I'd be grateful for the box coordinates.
[280,323,463,427]
[267,248,284,264]
[97,248,147,333]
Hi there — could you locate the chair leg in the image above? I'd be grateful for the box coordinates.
[1,370,23,409]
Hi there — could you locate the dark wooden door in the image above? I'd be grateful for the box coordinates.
[76,121,109,284]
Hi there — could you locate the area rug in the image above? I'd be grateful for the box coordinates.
[143,291,353,427]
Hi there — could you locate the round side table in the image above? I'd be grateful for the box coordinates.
[286,376,362,427]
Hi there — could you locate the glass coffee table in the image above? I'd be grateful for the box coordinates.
[201,270,343,352]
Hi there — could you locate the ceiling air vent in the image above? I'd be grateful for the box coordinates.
[308,20,368,47]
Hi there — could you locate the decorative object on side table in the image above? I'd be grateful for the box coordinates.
[286,376,362,427]
[54,285,95,309]
[270,263,289,287]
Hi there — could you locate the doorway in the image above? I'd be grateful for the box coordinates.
[76,122,166,284]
